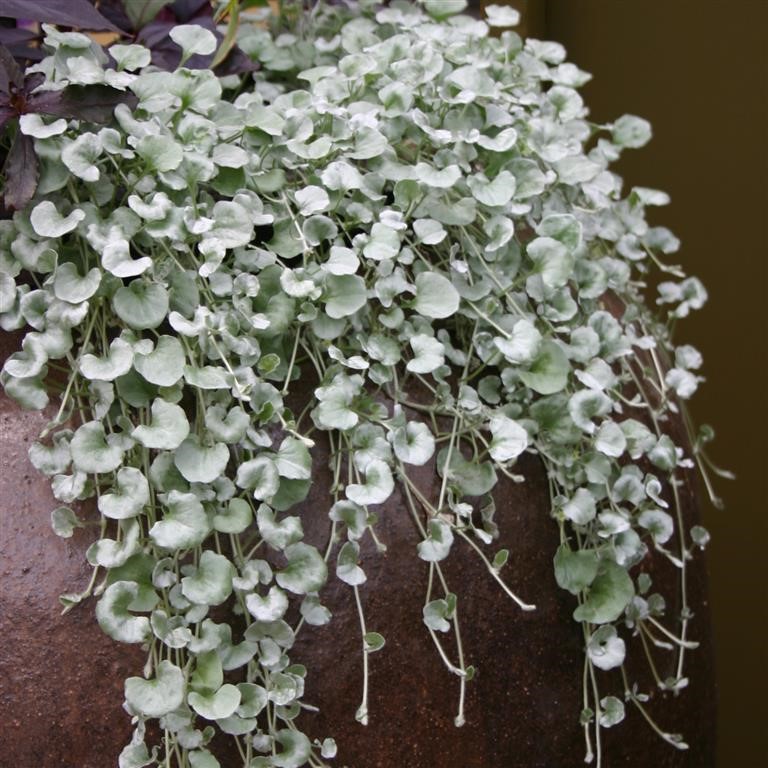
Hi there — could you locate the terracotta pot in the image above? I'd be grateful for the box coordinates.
[0,330,716,768]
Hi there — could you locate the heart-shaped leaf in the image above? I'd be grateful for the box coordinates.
[188,684,241,721]
[572,560,635,625]
[51,506,83,538]
[485,4,521,27]
[149,491,210,550]
[175,436,229,484]
[3,335,48,379]
[406,334,444,374]
[237,683,268,718]
[109,44,151,71]
[599,696,626,728]
[493,318,542,365]
[246,586,289,622]
[53,262,101,304]
[300,595,332,626]
[256,505,303,550]
[235,455,279,500]
[276,542,327,595]
[125,660,185,718]
[364,632,386,653]
[391,421,435,466]
[561,488,597,525]
[150,610,192,649]
[519,340,570,395]
[467,171,516,207]
[61,132,102,182]
[437,450,497,496]
[29,434,71,476]
[295,185,330,216]
[274,437,312,481]
[87,518,141,568]
[135,135,183,173]
[133,336,186,387]
[80,338,134,381]
[112,281,169,330]
[328,500,367,541]
[323,274,367,319]
[554,545,600,595]
[30,201,85,238]
[488,414,529,462]
[272,729,312,768]
[417,518,454,562]
[413,272,460,319]
[188,751,221,768]
[312,373,362,431]
[423,598,453,633]
[169,24,217,62]
[213,498,252,534]
[70,420,124,474]
[336,541,366,586]
[181,550,234,606]
[132,398,190,450]
[205,405,250,444]
[96,581,152,644]
[346,459,394,506]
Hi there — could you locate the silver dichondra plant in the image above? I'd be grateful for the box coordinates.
[0,2,722,766]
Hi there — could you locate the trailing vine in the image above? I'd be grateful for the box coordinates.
[0,2,725,767]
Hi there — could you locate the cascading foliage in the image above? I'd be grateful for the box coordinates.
[0,2,723,766]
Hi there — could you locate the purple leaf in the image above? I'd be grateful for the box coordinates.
[215,46,258,77]
[0,27,40,47]
[2,130,38,211]
[28,84,136,123]
[0,105,16,130]
[0,41,46,64]
[170,0,211,23]
[0,0,120,31]
[23,72,46,93]
[92,0,134,32]
[0,41,23,94]
[122,0,174,31]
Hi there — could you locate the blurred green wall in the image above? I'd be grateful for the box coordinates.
[509,1,767,763]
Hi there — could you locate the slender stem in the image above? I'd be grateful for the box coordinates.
[282,326,302,395]
[622,667,689,751]
[582,653,594,764]
[455,529,536,611]
[353,585,370,726]
[638,623,665,688]
[587,654,602,768]
[645,616,699,650]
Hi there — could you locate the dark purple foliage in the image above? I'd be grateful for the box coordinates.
[92,0,135,33]
[27,84,137,124]
[0,1,256,74]
[171,0,213,23]
[0,27,44,61]
[138,5,254,73]
[0,43,134,210]
[2,129,35,210]
[0,0,119,31]
[0,1,257,209]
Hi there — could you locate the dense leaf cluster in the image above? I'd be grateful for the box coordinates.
[0,3,719,766]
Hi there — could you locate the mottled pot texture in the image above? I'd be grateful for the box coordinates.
[0,330,716,768]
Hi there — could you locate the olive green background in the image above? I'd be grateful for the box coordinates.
[498,1,767,764]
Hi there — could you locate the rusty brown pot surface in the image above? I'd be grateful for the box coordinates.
[0,331,716,768]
